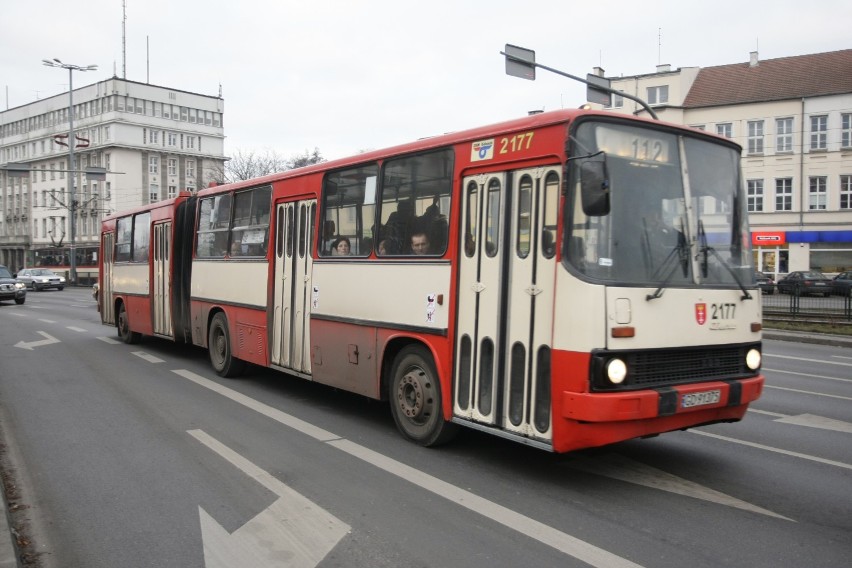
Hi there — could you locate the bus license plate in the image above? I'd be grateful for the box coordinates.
[681,390,721,408]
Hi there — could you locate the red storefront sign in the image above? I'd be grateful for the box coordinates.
[752,232,786,245]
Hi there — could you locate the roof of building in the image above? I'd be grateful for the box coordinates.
[683,49,852,108]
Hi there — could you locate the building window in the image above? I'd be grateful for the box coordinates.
[149,156,159,175]
[747,121,764,154]
[716,123,732,138]
[747,180,764,212]
[149,184,159,203]
[168,185,177,199]
[810,115,828,150]
[168,159,177,176]
[841,175,852,210]
[776,117,793,153]
[647,85,669,105]
[612,93,624,108]
[842,114,852,148]
[808,176,827,210]
[775,178,793,211]
[186,160,196,179]
[690,124,706,131]
[168,133,177,147]
[186,136,196,150]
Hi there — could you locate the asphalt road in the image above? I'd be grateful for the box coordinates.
[0,288,850,567]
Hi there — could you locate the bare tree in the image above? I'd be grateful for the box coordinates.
[217,148,326,184]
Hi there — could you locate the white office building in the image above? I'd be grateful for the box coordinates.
[590,49,852,278]
[0,77,226,279]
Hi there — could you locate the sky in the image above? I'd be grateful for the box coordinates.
[2,0,850,162]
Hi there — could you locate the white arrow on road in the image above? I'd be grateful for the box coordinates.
[189,429,350,568]
[14,331,60,350]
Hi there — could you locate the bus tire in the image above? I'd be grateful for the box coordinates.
[389,345,458,447]
[117,302,141,344]
[208,312,246,378]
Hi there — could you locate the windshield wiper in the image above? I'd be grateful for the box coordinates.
[646,219,689,301]
[698,220,753,301]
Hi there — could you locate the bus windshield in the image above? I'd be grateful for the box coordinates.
[566,120,754,290]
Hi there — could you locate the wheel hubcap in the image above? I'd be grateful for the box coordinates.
[398,368,432,422]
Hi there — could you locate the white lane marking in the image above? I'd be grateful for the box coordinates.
[567,454,791,521]
[773,413,852,434]
[173,369,643,568]
[763,367,851,384]
[765,384,852,401]
[172,370,339,442]
[97,336,121,345]
[691,431,852,470]
[189,429,350,568]
[747,409,788,418]
[7,313,26,317]
[764,353,852,368]
[38,319,56,323]
[329,438,643,568]
[132,351,165,364]
[14,331,60,350]
[67,326,87,332]
[749,409,852,433]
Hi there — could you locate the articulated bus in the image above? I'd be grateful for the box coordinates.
[98,109,764,452]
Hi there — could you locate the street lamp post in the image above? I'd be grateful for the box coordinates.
[42,58,97,285]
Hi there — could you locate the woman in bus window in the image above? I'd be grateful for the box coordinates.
[332,237,351,256]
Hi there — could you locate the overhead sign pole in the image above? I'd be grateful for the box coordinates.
[500,44,659,120]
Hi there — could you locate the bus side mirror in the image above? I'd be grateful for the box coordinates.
[580,161,610,216]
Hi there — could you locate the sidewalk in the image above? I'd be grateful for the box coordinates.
[762,328,852,348]
[0,480,16,568]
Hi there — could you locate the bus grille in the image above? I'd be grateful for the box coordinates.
[590,343,759,391]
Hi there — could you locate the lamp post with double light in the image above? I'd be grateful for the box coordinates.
[42,58,98,285]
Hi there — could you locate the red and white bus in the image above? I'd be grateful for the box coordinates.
[98,109,764,452]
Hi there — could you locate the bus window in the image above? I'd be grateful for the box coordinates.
[541,172,559,259]
[464,181,478,257]
[196,195,231,257]
[116,217,132,262]
[132,213,151,262]
[378,148,454,256]
[231,186,271,257]
[486,177,502,258]
[516,175,534,258]
[321,164,377,257]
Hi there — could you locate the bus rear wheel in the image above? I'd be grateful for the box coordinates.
[117,302,140,344]
[389,345,458,447]
[208,313,246,378]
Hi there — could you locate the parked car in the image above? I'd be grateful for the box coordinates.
[775,270,833,297]
[15,268,66,291]
[754,271,775,294]
[832,271,852,297]
[0,265,27,305]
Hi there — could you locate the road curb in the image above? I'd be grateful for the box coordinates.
[762,329,852,348]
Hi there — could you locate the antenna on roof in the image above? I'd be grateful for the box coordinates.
[658,28,662,65]
[122,0,127,79]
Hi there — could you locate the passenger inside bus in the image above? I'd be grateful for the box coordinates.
[332,237,351,256]
[410,231,431,255]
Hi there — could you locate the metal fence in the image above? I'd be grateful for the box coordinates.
[760,286,852,321]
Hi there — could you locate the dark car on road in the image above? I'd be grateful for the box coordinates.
[15,267,66,291]
[754,271,775,294]
[776,270,833,297]
[0,265,27,305]
[832,271,852,297]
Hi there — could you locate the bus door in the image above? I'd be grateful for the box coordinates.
[101,232,115,325]
[271,199,316,375]
[152,222,173,337]
[455,168,559,442]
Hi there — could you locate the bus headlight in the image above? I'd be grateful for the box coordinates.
[606,358,628,384]
[745,348,761,370]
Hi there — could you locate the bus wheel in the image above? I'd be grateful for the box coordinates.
[208,313,246,378]
[389,345,458,447]
[117,302,140,344]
